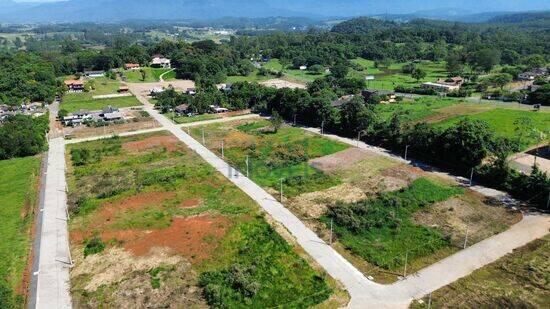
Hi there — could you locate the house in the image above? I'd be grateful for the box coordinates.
[0,104,9,112]
[124,63,140,70]
[151,55,171,69]
[518,68,548,81]
[331,95,355,108]
[62,110,91,126]
[436,77,464,87]
[84,70,105,78]
[210,105,229,113]
[118,86,130,93]
[150,87,165,96]
[103,111,123,122]
[217,83,232,92]
[362,89,397,104]
[175,104,190,115]
[422,82,460,93]
[186,88,197,95]
[100,106,119,117]
[64,79,84,92]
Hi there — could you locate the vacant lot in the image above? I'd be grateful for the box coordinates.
[123,67,175,83]
[291,144,521,283]
[412,235,550,308]
[0,156,41,307]
[166,109,251,124]
[189,119,349,197]
[66,132,343,308]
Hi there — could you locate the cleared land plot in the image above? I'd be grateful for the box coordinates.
[188,119,349,197]
[412,235,550,308]
[123,67,175,83]
[66,132,343,308]
[0,156,41,307]
[289,146,521,283]
[62,108,159,139]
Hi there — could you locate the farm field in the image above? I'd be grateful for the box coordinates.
[188,119,349,197]
[349,58,448,90]
[123,67,175,83]
[0,156,41,307]
[66,132,344,308]
[62,77,141,112]
[412,235,550,308]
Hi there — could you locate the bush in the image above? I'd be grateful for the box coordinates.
[70,148,92,166]
[394,85,437,95]
[0,115,49,160]
[83,237,105,257]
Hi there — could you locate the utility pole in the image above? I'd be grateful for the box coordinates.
[321,121,325,135]
[221,140,224,158]
[246,155,249,177]
[428,293,432,309]
[330,218,333,245]
[546,191,549,210]
[403,251,408,277]
[357,131,361,147]
[280,178,284,202]
[469,168,474,186]
[201,128,205,145]
[405,145,410,161]
[294,114,297,126]
[464,226,469,249]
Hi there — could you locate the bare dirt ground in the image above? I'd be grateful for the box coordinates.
[260,78,307,89]
[126,80,196,96]
[63,108,160,139]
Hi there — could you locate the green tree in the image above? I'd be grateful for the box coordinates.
[411,68,427,82]
[140,69,147,81]
[270,110,284,133]
[472,49,501,72]
[522,54,546,69]
[488,73,513,90]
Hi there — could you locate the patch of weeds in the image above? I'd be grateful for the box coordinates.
[84,237,105,257]
[236,121,269,133]
[149,266,167,289]
[322,178,463,269]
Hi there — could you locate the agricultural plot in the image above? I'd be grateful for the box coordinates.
[412,235,550,308]
[66,132,343,308]
[188,119,349,197]
[0,156,41,307]
[123,67,175,83]
[62,78,141,112]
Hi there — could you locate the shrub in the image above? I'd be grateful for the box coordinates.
[83,237,105,257]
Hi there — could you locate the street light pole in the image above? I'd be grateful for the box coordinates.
[280,178,284,202]
[202,128,205,145]
[357,131,361,147]
[464,226,469,249]
[294,114,297,126]
[403,251,408,277]
[330,218,333,245]
[321,121,325,135]
[221,140,224,158]
[405,145,410,161]
[469,168,474,186]
[246,155,249,177]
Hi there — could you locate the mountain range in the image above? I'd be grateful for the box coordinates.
[0,0,549,23]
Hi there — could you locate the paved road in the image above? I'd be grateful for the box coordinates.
[33,137,72,309]
[131,90,549,308]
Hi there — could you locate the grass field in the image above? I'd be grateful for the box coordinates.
[66,132,341,308]
[123,67,175,83]
[436,108,550,149]
[62,77,141,112]
[412,235,550,308]
[349,58,448,90]
[62,96,142,113]
[189,119,349,197]
[226,58,325,84]
[0,156,41,307]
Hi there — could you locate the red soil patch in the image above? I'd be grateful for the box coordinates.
[104,215,229,262]
[97,191,176,226]
[122,135,184,153]
[180,198,201,208]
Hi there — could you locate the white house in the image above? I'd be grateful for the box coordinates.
[151,55,171,69]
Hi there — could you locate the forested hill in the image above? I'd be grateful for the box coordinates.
[488,11,550,24]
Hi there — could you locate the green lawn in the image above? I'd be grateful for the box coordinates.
[123,67,175,82]
[374,97,462,122]
[0,156,41,307]
[190,120,349,197]
[166,112,222,124]
[349,58,448,90]
[67,133,335,308]
[436,108,550,149]
[323,178,463,270]
[62,96,142,113]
